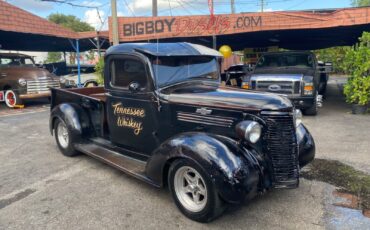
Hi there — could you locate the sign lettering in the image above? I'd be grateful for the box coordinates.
[112,102,145,135]
[119,16,262,38]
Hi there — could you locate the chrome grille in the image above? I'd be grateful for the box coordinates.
[261,111,299,188]
[27,79,60,94]
[177,112,235,128]
[252,80,301,95]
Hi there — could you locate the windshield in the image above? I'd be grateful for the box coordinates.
[151,56,219,88]
[256,53,314,68]
[0,56,35,67]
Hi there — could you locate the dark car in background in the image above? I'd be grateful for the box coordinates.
[241,51,331,115]
[0,53,61,108]
[221,64,253,87]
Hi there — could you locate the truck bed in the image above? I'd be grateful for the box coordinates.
[51,87,109,138]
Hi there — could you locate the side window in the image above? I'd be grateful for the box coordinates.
[0,58,12,66]
[110,57,148,91]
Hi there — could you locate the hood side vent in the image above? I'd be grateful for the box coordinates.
[177,112,235,128]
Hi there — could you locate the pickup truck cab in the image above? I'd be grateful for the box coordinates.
[50,43,315,222]
[242,51,330,115]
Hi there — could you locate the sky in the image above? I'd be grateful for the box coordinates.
[5,0,353,30]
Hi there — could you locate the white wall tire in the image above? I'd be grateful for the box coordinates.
[4,90,22,108]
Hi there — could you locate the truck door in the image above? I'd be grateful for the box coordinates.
[106,54,160,155]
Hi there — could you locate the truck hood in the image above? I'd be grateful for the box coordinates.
[5,66,56,80]
[161,83,293,111]
[252,67,315,76]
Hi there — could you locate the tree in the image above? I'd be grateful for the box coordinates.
[46,52,62,63]
[47,13,94,32]
[352,0,370,6]
[343,32,370,106]
[46,13,94,64]
[314,46,352,74]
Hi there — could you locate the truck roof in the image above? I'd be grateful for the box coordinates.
[106,42,222,57]
[0,53,32,58]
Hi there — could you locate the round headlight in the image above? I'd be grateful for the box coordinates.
[236,121,262,144]
[59,76,66,84]
[18,78,27,86]
[294,109,303,127]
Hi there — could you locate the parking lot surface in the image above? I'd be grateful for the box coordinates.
[0,77,369,229]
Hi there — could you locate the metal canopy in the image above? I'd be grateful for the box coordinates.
[0,30,109,52]
[143,24,370,51]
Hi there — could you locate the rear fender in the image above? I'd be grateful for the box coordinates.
[146,132,260,204]
[49,103,90,140]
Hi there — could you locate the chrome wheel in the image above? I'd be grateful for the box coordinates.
[57,121,69,149]
[174,166,207,212]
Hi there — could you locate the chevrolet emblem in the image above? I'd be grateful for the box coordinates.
[196,108,212,115]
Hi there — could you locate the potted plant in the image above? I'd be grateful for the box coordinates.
[343,32,370,114]
[344,76,370,114]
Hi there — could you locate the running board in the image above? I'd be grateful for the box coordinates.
[74,143,159,187]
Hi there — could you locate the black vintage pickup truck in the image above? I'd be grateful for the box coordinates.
[49,43,315,222]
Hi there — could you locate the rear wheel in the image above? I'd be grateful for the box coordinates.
[4,90,22,108]
[54,118,79,157]
[168,159,225,222]
[84,81,98,88]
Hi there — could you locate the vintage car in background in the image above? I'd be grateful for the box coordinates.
[221,64,253,87]
[0,53,62,108]
[60,64,99,88]
[49,43,315,222]
[43,62,99,88]
[241,51,331,115]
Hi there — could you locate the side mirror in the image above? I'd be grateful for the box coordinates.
[129,81,140,93]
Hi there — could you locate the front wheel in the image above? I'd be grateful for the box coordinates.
[4,90,22,108]
[168,159,225,222]
[303,93,318,116]
[54,118,79,157]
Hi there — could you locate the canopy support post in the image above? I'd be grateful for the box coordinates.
[76,39,81,88]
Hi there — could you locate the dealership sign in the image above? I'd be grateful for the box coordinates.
[110,14,264,42]
[109,9,369,42]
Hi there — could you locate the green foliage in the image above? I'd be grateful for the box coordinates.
[352,0,370,6]
[46,52,62,63]
[95,57,104,85]
[46,13,94,64]
[47,13,94,32]
[343,32,370,106]
[314,47,352,74]
[344,76,370,105]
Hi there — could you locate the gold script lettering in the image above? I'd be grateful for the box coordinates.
[112,103,145,135]
[112,102,145,117]
[117,116,143,135]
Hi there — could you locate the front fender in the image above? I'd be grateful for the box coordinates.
[146,132,260,204]
[296,124,315,167]
[49,103,90,139]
